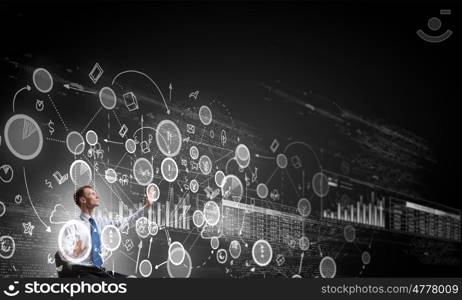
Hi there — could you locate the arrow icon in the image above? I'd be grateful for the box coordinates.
[63,83,97,94]
[148,237,153,258]
[135,240,143,274]
[12,85,31,112]
[23,167,51,233]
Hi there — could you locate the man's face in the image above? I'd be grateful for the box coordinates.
[80,187,100,209]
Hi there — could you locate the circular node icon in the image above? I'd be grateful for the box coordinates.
[189,146,199,160]
[344,225,356,243]
[210,237,219,250]
[0,235,15,259]
[139,259,153,277]
[135,217,150,239]
[361,251,371,265]
[149,221,159,236]
[168,241,185,266]
[297,198,311,217]
[312,172,329,197]
[69,160,92,186]
[105,168,117,184]
[156,120,182,157]
[125,139,136,154]
[4,114,43,160]
[299,236,310,251]
[146,183,160,203]
[167,248,192,278]
[235,144,250,168]
[199,155,212,175]
[217,249,228,264]
[252,239,273,267]
[229,240,242,259]
[292,274,302,278]
[161,157,178,182]
[203,201,220,226]
[32,68,53,93]
[276,153,288,169]
[192,210,205,228]
[199,105,213,125]
[101,225,121,252]
[189,179,199,193]
[221,174,243,202]
[66,131,86,155]
[256,183,269,199]
[58,220,92,264]
[85,130,98,146]
[214,170,225,187]
[99,87,117,110]
[0,201,5,218]
[319,256,337,278]
[133,158,153,186]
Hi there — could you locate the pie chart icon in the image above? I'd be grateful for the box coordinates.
[4,114,43,160]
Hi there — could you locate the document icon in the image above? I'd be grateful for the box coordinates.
[123,92,139,112]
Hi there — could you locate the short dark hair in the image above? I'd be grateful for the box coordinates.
[73,185,92,207]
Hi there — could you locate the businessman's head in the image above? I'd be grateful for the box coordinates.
[74,185,100,211]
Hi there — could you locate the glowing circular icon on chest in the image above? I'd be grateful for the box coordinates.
[133,158,153,186]
[252,239,273,267]
[235,144,250,168]
[229,240,241,259]
[167,248,192,278]
[69,160,92,186]
[146,183,160,203]
[168,241,186,266]
[216,249,228,264]
[125,139,136,154]
[319,256,336,278]
[135,217,150,238]
[156,120,182,157]
[32,68,53,93]
[214,170,225,187]
[199,155,212,175]
[58,220,92,264]
[192,210,205,228]
[199,105,213,125]
[161,157,178,182]
[101,225,121,252]
[105,168,117,184]
[4,114,43,160]
[221,174,243,202]
[66,131,86,155]
[99,87,117,110]
[189,179,199,193]
[210,237,219,250]
[189,146,199,160]
[203,201,220,226]
[85,130,98,146]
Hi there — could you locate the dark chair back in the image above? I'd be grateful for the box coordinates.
[54,251,73,278]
